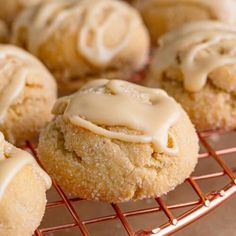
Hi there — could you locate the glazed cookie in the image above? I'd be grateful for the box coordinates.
[134,0,236,43]
[0,20,8,43]
[146,21,236,130]
[12,0,150,93]
[0,45,57,144]
[38,79,199,203]
[0,0,47,25]
[0,132,51,236]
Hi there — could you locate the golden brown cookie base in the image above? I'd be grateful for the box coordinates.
[38,113,198,203]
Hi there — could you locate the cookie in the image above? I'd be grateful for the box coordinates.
[146,21,236,130]
[0,132,51,236]
[134,0,236,43]
[12,0,150,93]
[38,79,199,203]
[0,45,57,144]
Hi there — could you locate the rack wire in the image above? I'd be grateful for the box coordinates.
[24,128,236,236]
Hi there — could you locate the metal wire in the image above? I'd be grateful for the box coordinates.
[28,129,236,236]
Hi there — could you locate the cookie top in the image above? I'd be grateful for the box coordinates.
[13,0,148,67]
[53,79,181,154]
[149,21,236,92]
[135,0,236,24]
[0,132,51,201]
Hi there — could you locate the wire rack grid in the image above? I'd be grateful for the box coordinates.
[23,128,236,236]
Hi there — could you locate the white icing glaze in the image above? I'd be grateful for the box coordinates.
[78,0,139,65]
[54,79,180,154]
[151,21,236,92]
[0,45,53,123]
[0,67,27,122]
[136,0,236,24]
[13,0,142,66]
[0,132,51,201]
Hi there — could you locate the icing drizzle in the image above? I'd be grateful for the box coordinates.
[0,132,51,201]
[78,0,139,65]
[151,21,236,92]
[53,79,181,154]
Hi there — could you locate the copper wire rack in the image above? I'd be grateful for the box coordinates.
[22,128,236,236]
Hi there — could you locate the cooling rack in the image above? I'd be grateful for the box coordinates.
[24,128,236,236]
